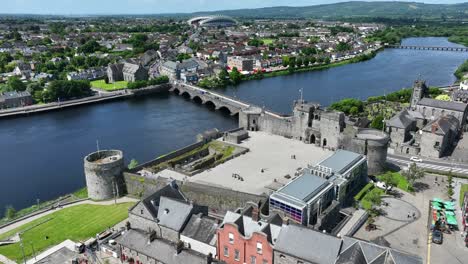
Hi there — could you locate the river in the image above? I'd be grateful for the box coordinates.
[1,37,467,211]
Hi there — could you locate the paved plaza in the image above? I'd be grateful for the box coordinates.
[354,174,468,264]
[158,131,332,195]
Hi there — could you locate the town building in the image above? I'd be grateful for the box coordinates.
[107,62,149,83]
[0,91,33,109]
[273,223,422,264]
[227,56,254,72]
[117,182,218,264]
[462,192,468,232]
[217,204,282,264]
[386,79,468,158]
[269,150,367,227]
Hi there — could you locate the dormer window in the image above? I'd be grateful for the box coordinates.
[164,208,170,214]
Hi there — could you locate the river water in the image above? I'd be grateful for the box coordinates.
[1,37,467,211]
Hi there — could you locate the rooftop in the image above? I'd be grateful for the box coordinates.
[418,98,468,112]
[272,172,331,208]
[317,150,364,175]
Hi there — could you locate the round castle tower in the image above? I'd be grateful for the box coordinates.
[351,129,390,175]
[84,150,125,200]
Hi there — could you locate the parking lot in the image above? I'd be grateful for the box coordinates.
[354,174,468,264]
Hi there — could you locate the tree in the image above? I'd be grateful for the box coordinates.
[229,67,242,85]
[370,115,384,130]
[402,163,425,187]
[367,189,382,207]
[336,42,352,52]
[379,172,398,193]
[447,170,454,198]
[8,76,26,92]
[4,205,16,220]
[349,106,360,116]
[128,159,139,170]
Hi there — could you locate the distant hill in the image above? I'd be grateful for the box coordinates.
[169,1,468,20]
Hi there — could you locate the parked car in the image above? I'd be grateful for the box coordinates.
[432,230,443,244]
[410,156,423,162]
[376,181,392,191]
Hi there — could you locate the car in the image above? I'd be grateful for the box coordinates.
[410,156,423,162]
[432,230,443,244]
[376,181,392,191]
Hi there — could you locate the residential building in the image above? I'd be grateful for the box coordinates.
[0,91,33,109]
[180,213,218,256]
[420,115,460,158]
[122,62,149,82]
[273,223,422,264]
[227,56,254,72]
[217,204,282,264]
[107,63,124,83]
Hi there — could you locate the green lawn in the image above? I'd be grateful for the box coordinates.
[90,80,128,91]
[361,188,384,210]
[460,184,468,206]
[261,38,275,45]
[0,203,134,262]
[72,187,88,199]
[378,171,412,192]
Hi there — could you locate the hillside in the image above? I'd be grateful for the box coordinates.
[172,1,468,20]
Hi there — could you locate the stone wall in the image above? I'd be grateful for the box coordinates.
[124,173,266,214]
[274,250,312,264]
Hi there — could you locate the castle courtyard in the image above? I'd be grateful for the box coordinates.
[157,131,332,195]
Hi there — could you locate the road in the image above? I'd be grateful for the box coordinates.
[387,154,468,175]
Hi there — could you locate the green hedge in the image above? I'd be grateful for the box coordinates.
[354,183,374,201]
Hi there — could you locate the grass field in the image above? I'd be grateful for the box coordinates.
[72,187,88,199]
[0,203,133,262]
[90,80,128,91]
[378,172,412,192]
[261,38,275,45]
[460,184,468,206]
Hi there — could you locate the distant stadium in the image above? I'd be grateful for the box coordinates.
[188,15,237,27]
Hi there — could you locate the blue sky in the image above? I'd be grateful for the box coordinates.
[1,0,466,14]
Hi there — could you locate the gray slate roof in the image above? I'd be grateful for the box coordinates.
[337,237,423,264]
[137,183,186,220]
[274,224,342,264]
[422,115,460,135]
[157,196,194,232]
[386,110,415,129]
[181,214,218,245]
[116,229,208,264]
[418,98,468,112]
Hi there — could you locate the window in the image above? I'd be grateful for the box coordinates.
[256,242,263,254]
[228,233,234,244]
[223,246,229,257]
[262,260,268,264]
[234,249,240,261]
[251,256,256,264]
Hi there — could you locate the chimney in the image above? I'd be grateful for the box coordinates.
[283,218,290,226]
[432,123,438,134]
[252,206,259,222]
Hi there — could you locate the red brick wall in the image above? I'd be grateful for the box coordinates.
[217,224,273,264]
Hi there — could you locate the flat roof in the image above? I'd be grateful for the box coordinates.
[317,150,363,174]
[276,172,330,203]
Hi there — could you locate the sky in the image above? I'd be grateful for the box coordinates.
[1,0,466,15]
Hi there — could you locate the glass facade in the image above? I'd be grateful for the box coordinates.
[269,198,303,223]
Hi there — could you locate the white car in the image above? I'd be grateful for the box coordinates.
[376,181,392,191]
[410,156,423,163]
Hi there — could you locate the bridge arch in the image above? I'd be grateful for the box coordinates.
[204,100,217,110]
[173,88,181,95]
[218,106,232,115]
[181,91,191,99]
[193,96,203,104]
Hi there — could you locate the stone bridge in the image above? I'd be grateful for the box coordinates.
[170,82,286,118]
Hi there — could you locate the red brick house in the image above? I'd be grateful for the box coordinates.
[217,205,282,264]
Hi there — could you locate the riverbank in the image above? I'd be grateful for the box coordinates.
[0,84,170,119]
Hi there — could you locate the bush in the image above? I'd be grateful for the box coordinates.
[330,98,364,115]
[354,183,374,201]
